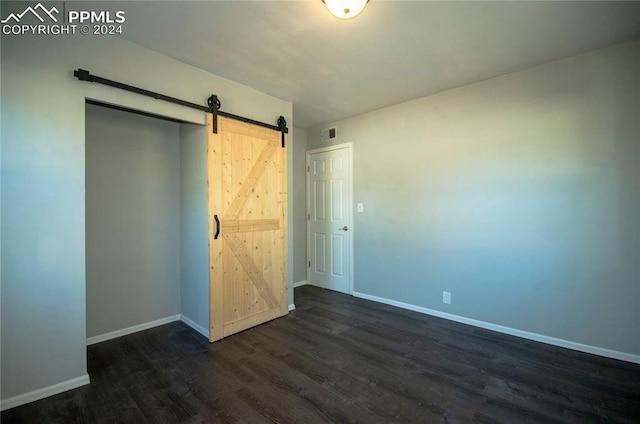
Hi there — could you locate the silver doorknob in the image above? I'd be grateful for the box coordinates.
[339,226,349,231]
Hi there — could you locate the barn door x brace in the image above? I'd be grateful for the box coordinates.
[73,68,288,147]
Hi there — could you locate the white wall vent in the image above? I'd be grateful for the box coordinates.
[321,126,337,141]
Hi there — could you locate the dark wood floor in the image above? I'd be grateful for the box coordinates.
[3,285,640,423]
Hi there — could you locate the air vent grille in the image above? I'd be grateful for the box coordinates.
[321,126,337,141]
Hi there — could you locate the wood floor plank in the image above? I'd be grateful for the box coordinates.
[2,285,639,424]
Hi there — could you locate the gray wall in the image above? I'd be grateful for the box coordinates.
[308,41,640,357]
[292,127,308,285]
[1,22,292,402]
[179,124,209,335]
[85,104,181,338]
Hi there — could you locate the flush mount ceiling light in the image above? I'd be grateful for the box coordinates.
[322,0,369,19]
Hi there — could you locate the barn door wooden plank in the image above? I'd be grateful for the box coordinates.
[208,114,287,342]
[224,233,279,308]
[221,219,279,233]
[224,141,278,219]
[207,114,224,342]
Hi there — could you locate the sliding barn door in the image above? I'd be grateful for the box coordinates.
[207,114,288,342]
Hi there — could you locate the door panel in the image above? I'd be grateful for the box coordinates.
[314,233,326,273]
[314,181,326,220]
[307,145,352,294]
[208,114,287,342]
[332,234,344,276]
[332,180,343,220]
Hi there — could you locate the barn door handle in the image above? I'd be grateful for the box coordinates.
[214,215,220,239]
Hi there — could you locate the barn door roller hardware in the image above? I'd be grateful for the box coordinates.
[73,69,288,146]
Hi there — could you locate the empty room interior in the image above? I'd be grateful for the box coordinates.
[1,1,639,423]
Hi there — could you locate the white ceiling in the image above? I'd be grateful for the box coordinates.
[108,1,638,129]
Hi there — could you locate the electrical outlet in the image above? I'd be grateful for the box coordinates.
[443,291,451,304]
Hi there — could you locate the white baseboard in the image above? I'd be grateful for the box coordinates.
[288,304,296,311]
[86,314,181,345]
[0,374,90,411]
[180,314,209,338]
[294,280,307,288]
[352,291,640,365]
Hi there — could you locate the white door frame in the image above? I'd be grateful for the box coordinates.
[306,142,354,295]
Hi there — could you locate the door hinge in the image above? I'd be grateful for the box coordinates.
[308,261,311,268]
[307,213,310,220]
[307,166,310,172]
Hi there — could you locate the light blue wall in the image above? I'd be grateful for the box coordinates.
[1,31,292,403]
[86,104,181,338]
[292,127,308,285]
[308,41,640,357]
[179,123,209,336]
[2,39,89,402]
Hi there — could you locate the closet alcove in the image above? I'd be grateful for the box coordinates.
[85,101,210,344]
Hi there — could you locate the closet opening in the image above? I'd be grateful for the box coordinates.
[85,100,210,351]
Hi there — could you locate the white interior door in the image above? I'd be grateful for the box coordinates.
[307,143,352,294]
